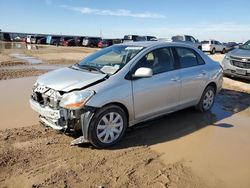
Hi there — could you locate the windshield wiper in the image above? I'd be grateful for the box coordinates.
[76,64,106,74]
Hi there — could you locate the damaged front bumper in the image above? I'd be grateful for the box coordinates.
[29,98,95,144]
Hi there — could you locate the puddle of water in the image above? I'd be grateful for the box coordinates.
[10,53,42,64]
[0,42,43,50]
[149,102,250,188]
[0,42,25,50]
[0,77,38,129]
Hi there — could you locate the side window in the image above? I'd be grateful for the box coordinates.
[176,47,204,68]
[133,48,175,75]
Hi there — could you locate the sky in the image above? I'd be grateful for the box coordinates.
[0,0,250,42]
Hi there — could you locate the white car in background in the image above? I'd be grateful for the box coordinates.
[201,40,227,54]
[171,35,202,50]
[26,35,35,44]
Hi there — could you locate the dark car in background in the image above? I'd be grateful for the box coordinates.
[98,39,113,48]
[46,35,61,45]
[82,37,102,47]
[137,36,157,41]
[37,37,47,44]
[59,37,74,46]
[33,36,46,44]
[225,42,240,51]
[123,35,156,43]
[74,37,85,46]
[64,38,76,46]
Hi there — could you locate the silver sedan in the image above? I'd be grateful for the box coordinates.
[30,41,223,148]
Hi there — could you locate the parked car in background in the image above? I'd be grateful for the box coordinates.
[37,37,47,44]
[123,35,139,42]
[143,36,157,41]
[172,35,202,50]
[46,35,61,45]
[98,39,114,48]
[59,37,74,46]
[123,35,156,43]
[26,35,35,44]
[30,41,223,148]
[82,37,102,47]
[75,37,85,46]
[222,40,250,80]
[32,36,46,44]
[225,42,239,52]
[201,40,227,54]
[64,39,76,46]
[112,39,123,44]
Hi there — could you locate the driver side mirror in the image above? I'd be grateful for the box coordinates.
[133,67,153,78]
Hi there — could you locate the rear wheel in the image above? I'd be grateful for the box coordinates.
[88,105,127,148]
[196,86,215,112]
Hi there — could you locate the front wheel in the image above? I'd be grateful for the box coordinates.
[196,86,215,112]
[210,48,216,55]
[88,105,127,148]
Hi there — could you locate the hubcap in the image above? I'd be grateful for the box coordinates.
[203,90,214,110]
[96,112,123,144]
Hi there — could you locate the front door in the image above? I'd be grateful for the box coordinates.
[131,47,181,120]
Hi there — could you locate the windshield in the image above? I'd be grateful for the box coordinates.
[239,40,250,50]
[77,45,144,75]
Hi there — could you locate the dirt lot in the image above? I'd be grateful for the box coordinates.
[0,42,250,188]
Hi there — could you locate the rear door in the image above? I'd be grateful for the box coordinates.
[131,47,181,120]
[174,47,208,106]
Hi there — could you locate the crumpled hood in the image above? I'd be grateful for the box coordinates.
[37,67,107,92]
[229,48,250,58]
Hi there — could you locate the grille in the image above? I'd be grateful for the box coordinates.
[230,56,250,62]
[32,85,61,108]
[231,60,250,69]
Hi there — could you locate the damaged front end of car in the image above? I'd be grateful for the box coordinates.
[29,83,97,145]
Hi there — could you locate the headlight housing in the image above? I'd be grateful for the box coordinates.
[224,54,231,60]
[59,90,95,110]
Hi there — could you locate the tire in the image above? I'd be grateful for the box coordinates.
[88,105,128,148]
[198,46,202,50]
[221,48,226,54]
[195,86,215,112]
[210,48,216,55]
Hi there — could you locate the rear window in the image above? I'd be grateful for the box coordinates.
[176,47,205,68]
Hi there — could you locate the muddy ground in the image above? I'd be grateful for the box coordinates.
[0,42,250,188]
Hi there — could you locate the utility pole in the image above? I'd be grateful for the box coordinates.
[100,29,103,38]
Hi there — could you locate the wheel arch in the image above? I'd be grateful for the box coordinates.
[101,102,129,124]
[205,81,217,93]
